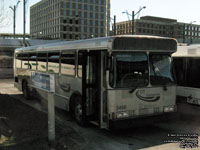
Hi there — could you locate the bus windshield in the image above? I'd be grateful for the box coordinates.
[110,52,149,88]
[149,53,175,85]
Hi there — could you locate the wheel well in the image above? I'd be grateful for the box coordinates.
[69,92,81,113]
[22,79,27,90]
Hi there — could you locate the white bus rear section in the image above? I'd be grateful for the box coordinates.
[176,86,200,105]
[173,45,200,105]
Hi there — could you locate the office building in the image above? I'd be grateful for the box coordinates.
[114,16,200,43]
[30,0,110,40]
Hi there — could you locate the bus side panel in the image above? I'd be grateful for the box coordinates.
[30,74,82,111]
[54,75,82,111]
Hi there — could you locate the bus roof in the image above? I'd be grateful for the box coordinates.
[15,35,177,53]
[172,45,200,57]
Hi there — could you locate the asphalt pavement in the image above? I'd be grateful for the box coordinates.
[0,79,199,150]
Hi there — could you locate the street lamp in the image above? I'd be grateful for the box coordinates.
[114,15,116,35]
[190,21,196,24]
[110,16,117,35]
[106,15,116,36]
[9,0,20,39]
[122,6,146,35]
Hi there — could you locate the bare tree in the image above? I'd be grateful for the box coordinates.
[0,6,11,29]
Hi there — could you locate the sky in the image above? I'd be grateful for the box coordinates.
[0,0,200,34]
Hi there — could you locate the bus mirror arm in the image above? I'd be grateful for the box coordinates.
[25,63,32,69]
[106,56,112,70]
[163,84,167,91]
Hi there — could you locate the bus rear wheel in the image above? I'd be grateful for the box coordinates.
[73,96,86,126]
[22,81,30,100]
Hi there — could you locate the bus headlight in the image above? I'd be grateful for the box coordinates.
[116,111,129,119]
[112,110,135,119]
[115,110,135,119]
[163,106,175,112]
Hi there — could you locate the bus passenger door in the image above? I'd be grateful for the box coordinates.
[81,51,108,129]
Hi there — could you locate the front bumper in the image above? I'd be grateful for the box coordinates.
[109,112,177,129]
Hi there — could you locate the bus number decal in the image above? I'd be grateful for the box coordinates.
[116,105,127,111]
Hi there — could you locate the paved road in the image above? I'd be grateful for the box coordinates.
[0,79,199,150]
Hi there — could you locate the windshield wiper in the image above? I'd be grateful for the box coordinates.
[151,62,168,91]
[129,86,137,93]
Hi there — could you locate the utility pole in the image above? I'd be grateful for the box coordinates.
[23,0,26,44]
[9,6,16,38]
[108,15,116,36]
[23,0,28,45]
[183,24,185,43]
[114,15,116,35]
[9,0,20,39]
[132,11,134,35]
[189,21,196,45]
[122,6,146,35]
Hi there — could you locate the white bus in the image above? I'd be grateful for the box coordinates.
[173,45,200,105]
[14,35,177,129]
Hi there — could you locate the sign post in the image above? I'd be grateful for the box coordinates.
[48,92,55,142]
[31,72,56,143]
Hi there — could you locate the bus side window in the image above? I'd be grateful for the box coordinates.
[37,52,47,72]
[78,52,83,77]
[48,52,60,74]
[187,58,200,88]
[29,53,37,70]
[16,53,22,68]
[61,51,75,76]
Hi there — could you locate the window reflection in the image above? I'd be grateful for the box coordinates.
[110,52,149,88]
[150,54,175,85]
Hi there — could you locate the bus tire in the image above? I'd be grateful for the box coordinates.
[73,96,87,126]
[22,81,30,100]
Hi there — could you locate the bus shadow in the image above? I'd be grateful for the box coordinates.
[102,124,172,150]
[7,94,196,150]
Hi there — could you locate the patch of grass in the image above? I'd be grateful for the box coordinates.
[0,136,16,147]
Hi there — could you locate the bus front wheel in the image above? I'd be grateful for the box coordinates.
[73,96,86,126]
[22,81,30,100]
